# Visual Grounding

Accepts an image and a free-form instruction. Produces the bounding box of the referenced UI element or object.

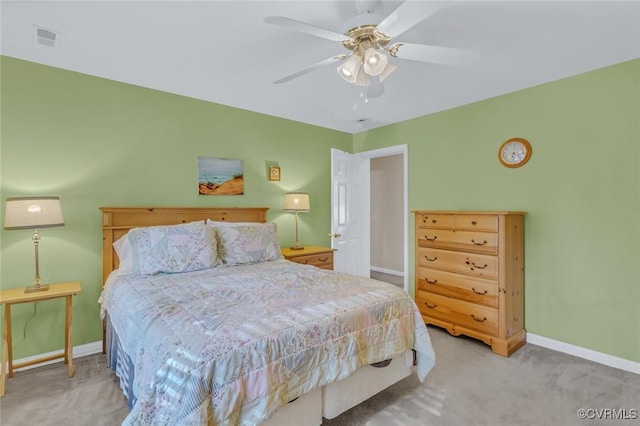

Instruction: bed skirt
[105,314,136,410]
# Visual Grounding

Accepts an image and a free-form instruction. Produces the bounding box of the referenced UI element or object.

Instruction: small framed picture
[269,166,281,181]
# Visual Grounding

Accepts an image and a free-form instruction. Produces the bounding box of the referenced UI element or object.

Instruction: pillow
[213,222,282,266]
[113,234,135,275]
[113,221,219,275]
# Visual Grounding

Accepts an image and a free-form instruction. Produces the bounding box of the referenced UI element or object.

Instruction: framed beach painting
[198,157,244,195]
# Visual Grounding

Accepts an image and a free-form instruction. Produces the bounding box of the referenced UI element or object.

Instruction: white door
[331,145,409,290]
[330,148,369,276]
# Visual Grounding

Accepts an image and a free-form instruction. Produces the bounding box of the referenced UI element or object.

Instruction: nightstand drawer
[281,246,335,270]
[288,252,333,269]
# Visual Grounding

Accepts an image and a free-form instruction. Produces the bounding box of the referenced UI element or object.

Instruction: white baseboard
[527,333,640,375]
[11,341,103,372]
[370,266,404,277]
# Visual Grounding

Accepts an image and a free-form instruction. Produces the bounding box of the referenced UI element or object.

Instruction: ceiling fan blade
[388,43,476,67]
[274,55,348,84]
[265,16,351,42]
[376,1,450,38]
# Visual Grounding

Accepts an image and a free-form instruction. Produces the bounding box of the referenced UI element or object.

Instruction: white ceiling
[2,1,639,134]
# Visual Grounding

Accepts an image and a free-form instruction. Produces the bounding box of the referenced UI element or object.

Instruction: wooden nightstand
[0,281,82,396]
[281,246,336,270]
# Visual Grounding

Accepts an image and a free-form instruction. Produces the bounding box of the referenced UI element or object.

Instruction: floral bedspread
[100,259,435,425]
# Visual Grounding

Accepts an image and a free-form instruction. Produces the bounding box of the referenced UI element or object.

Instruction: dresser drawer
[416,291,498,336]
[452,215,498,232]
[415,213,453,229]
[288,252,333,269]
[416,267,498,308]
[417,247,498,279]
[416,229,498,255]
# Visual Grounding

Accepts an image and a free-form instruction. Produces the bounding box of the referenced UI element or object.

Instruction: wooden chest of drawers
[281,246,335,270]
[414,211,526,356]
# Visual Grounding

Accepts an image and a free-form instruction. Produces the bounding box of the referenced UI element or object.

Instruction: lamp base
[289,246,305,250]
[24,284,50,293]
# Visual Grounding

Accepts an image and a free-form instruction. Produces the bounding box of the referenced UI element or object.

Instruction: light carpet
[1,326,638,425]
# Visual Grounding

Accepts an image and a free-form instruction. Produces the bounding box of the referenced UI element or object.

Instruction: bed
[99,206,435,425]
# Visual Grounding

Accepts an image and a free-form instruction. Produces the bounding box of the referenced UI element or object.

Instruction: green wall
[356,59,640,363]
[0,56,352,359]
[2,56,639,364]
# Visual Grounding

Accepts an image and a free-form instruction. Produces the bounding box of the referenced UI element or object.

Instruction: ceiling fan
[265,1,471,94]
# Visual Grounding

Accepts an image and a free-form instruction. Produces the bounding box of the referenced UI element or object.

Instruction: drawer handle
[472,288,488,295]
[471,220,477,225]
[471,314,487,322]
[425,277,438,285]
[424,302,438,309]
[370,359,392,368]
[425,256,438,262]
[318,257,328,262]
[424,235,437,241]
[471,239,487,246]
[466,261,488,269]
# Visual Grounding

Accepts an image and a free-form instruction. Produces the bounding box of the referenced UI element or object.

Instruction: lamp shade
[363,48,389,76]
[377,62,396,83]
[336,55,363,84]
[4,197,65,230]
[284,193,310,212]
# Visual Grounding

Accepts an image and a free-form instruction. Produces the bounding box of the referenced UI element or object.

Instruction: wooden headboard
[100,206,268,285]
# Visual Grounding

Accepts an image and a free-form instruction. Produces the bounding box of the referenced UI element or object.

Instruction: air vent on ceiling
[35,26,58,47]
[354,118,369,129]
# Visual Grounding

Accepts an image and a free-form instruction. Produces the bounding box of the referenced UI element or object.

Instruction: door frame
[356,144,408,291]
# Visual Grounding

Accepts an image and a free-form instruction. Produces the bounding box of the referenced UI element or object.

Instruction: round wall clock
[498,138,532,168]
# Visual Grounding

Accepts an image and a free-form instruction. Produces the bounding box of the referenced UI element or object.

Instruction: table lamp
[4,196,65,293]
[284,192,310,250]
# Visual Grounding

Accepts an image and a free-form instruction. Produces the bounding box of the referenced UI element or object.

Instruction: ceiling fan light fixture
[363,48,388,76]
[355,69,370,87]
[337,55,363,84]
[377,62,396,83]
[351,62,395,87]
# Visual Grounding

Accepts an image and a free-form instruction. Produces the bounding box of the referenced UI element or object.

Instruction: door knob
[328,233,342,238]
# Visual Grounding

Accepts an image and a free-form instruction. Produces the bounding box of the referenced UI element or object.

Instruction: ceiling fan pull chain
[361,85,369,104]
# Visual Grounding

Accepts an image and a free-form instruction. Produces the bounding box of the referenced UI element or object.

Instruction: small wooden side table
[0,281,82,396]
[281,246,336,270]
